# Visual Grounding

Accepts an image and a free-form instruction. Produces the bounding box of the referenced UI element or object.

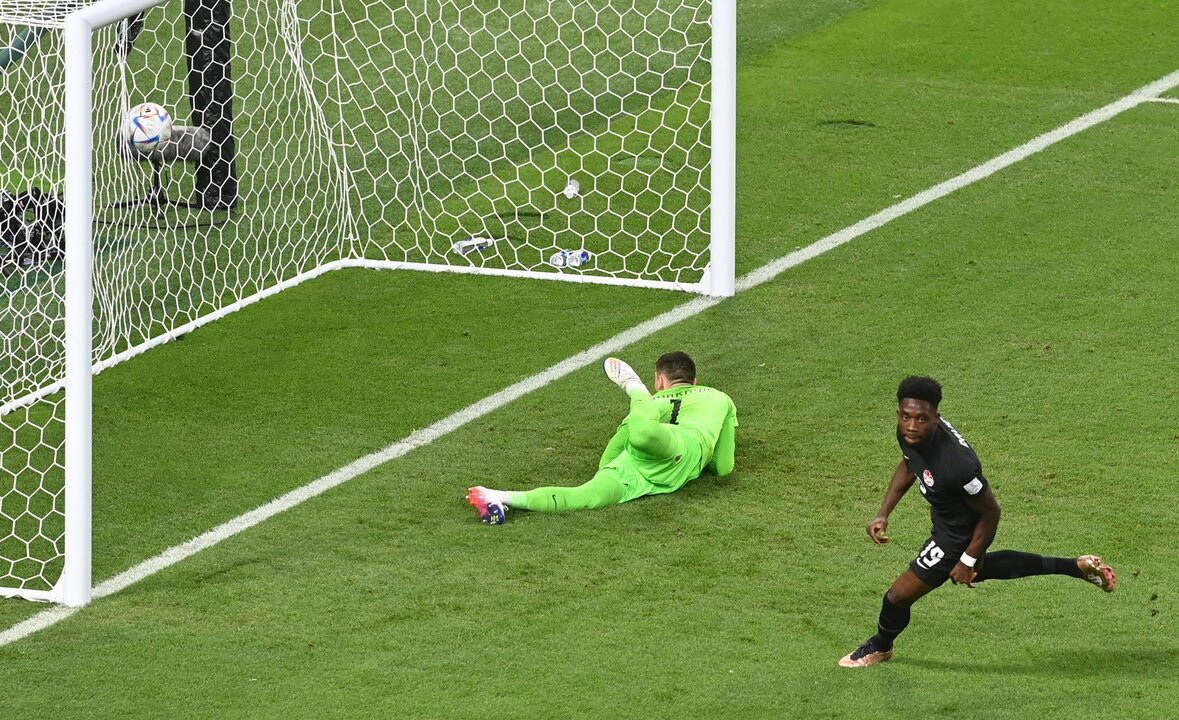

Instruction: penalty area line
[3,67,1178,649]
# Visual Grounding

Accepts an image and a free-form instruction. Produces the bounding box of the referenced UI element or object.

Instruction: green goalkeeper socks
[507,470,627,511]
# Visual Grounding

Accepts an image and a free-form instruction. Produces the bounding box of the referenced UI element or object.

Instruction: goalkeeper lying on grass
[467,351,738,524]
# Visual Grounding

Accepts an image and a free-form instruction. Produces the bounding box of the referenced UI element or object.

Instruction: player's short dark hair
[897,375,942,408]
[655,351,696,384]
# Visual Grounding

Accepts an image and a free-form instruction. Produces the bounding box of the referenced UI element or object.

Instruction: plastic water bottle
[549,249,592,268]
[451,236,496,256]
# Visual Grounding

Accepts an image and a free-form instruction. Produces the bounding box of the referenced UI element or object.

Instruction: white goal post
[0,0,734,606]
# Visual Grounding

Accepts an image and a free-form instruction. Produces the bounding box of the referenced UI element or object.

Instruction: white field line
[3,68,1177,648]
[1142,97,1179,105]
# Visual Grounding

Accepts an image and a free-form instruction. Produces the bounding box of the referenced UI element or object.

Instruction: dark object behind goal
[185,0,238,210]
[1,188,64,271]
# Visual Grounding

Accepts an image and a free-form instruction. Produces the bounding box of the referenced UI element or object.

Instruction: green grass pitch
[2,0,1178,718]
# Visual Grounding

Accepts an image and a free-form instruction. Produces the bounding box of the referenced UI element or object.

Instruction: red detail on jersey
[922,469,935,487]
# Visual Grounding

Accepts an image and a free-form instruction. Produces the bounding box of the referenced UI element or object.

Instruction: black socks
[975,551,1083,581]
[870,594,911,650]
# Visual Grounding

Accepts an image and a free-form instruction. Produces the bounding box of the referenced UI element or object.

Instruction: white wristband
[960,552,977,568]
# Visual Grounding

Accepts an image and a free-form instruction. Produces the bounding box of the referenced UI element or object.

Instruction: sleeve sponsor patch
[963,477,984,495]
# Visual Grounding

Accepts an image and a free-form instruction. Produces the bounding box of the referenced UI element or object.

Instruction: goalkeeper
[467,351,737,524]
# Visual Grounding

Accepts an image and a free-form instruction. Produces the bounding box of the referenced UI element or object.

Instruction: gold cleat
[1077,555,1116,592]
[838,641,893,668]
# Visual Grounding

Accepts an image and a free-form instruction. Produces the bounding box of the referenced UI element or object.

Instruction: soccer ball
[122,102,173,153]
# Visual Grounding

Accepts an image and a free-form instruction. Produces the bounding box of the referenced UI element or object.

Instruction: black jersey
[897,418,990,544]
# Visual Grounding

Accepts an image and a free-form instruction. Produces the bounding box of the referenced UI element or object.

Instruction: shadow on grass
[894,646,1179,678]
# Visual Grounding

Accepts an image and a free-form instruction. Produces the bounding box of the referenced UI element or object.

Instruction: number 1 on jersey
[669,399,682,424]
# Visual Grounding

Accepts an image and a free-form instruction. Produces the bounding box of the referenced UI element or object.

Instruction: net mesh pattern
[0,2,89,29]
[0,0,713,594]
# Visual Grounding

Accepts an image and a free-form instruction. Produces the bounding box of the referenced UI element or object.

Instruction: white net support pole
[58,0,166,607]
[59,8,94,607]
[707,0,735,298]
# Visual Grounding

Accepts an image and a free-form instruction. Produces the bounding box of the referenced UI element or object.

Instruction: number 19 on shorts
[916,539,945,569]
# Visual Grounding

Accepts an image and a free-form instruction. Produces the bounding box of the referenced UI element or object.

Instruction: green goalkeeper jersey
[650,384,738,471]
[593,383,737,499]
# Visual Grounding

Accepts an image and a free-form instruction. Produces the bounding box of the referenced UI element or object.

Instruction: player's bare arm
[867,459,917,544]
[949,487,1001,586]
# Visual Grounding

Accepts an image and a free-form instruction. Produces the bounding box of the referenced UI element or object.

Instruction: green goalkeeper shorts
[605,426,705,502]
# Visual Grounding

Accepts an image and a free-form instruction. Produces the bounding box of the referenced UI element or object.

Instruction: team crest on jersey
[922,469,935,487]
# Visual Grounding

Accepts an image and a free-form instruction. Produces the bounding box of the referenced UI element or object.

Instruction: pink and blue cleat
[467,486,506,525]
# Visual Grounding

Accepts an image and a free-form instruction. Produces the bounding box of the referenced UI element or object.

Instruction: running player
[839,375,1116,668]
[467,351,737,524]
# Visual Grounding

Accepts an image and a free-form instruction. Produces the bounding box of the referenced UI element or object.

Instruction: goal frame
[1,0,735,607]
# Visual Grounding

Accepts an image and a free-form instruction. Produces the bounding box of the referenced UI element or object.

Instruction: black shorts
[908,532,971,588]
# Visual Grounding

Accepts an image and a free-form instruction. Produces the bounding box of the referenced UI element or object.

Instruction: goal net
[0,0,734,604]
